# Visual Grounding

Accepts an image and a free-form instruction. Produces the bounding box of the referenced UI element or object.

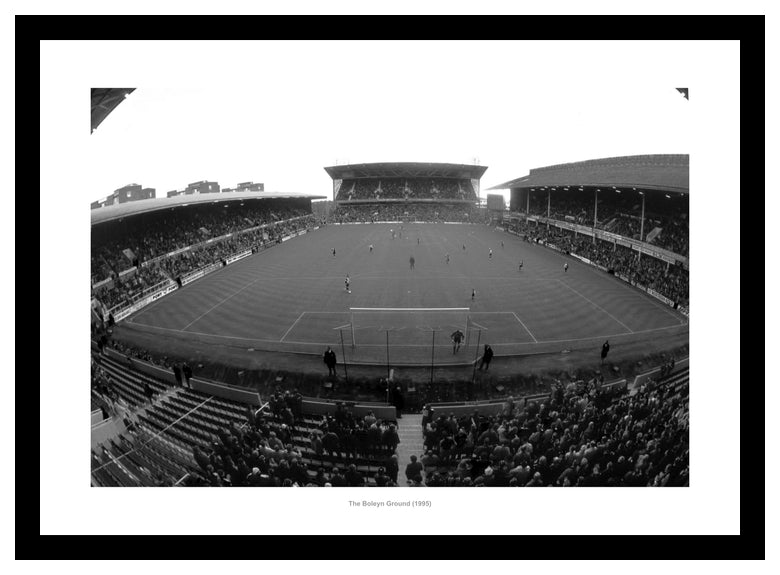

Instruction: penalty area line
[126,319,684,348]
[279,312,306,342]
[511,312,538,343]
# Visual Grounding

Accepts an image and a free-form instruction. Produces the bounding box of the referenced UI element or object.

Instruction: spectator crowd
[91,202,315,311]
[185,396,402,487]
[91,200,312,284]
[524,188,688,256]
[519,223,688,307]
[339,178,477,202]
[94,264,172,309]
[331,203,479,224]
[93,323,688,488]
[413,376,688,487]
[180,371,689,487]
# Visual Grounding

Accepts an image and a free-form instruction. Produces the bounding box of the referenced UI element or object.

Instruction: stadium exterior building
[91,183,156,210]
[489,154,689,269]
[222,181,265,193]
[166,180,222,198]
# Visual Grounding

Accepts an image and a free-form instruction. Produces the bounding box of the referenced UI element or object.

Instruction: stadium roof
[91,191,326,226]
[324,162,488,180]
[91,88,136,133]
[488,155,689,194]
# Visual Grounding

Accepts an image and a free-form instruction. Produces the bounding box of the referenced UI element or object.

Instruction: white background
[16,0,769,568]
[40,37,737,533]
[79,45,691,205]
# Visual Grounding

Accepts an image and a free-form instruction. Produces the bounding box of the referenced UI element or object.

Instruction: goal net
[348,307,482,348]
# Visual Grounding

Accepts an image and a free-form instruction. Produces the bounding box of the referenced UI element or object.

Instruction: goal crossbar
[349,308,470,312]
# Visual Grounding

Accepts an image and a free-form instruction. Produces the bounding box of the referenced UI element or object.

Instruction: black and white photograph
[87,55,691,492]
[33,19,758,548]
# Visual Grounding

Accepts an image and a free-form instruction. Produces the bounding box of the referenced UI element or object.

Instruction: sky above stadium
[84,41,691,204]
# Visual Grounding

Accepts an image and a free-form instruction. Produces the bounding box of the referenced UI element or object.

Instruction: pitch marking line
[470,311,542,317]
[250,276,556,281]
[511,312,539,343]
[540,245,688,325]
[180,276,265,331]
[129,319,683,348]
[555,279,634,333]
[280,312,306,342]
[630,287,688,325]
[303,311,352,314]
[128,282,180,320]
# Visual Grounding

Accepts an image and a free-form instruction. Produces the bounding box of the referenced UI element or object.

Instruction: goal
[347,307,482,348]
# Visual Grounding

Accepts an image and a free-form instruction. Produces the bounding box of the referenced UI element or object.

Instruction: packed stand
[517,224,688,306]
[345,179,380,200]
[459,180,475,199]
[157,215,315,280]
[650,216,689,256]
[521,189,688,256]
[415,376,688,487]
[92,262,171,310]
[380,179,406,199]
[186,395,402,487]
[92,209,315,310]
[106,337,174,370]
[91,199,312,284]
[607,214,643,239]
[91,356,120,418]
[332,203,477,223]
[338,178,478,201]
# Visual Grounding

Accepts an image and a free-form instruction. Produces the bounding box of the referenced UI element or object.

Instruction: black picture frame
[22,13,763,560]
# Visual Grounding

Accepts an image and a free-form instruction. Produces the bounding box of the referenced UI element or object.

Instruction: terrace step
[393,414,424,487]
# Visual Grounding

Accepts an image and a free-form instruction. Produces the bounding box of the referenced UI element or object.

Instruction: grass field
[122,223,688,366]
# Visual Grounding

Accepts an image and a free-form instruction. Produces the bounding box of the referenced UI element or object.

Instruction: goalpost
[348,307,481,348]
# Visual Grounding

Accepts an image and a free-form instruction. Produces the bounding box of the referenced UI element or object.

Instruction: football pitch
[122,223,688,366]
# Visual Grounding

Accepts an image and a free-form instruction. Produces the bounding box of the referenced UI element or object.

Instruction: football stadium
[90,97,689,489]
